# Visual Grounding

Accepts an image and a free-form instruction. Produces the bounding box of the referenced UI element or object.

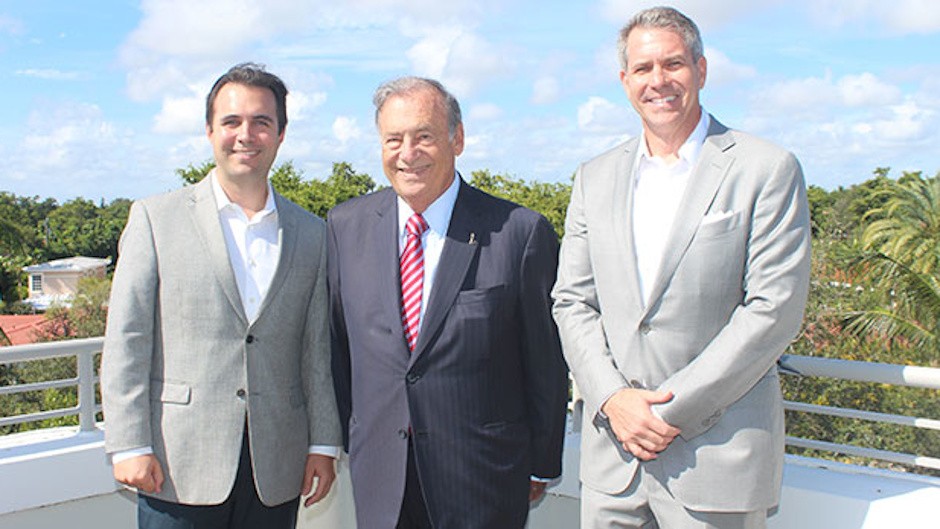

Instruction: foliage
[862,171,940,274]
[468,170,571,239]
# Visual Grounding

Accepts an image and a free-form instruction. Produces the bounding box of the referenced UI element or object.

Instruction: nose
[235,121,254,143]
[650,65,667,87]
[400,137,420,163]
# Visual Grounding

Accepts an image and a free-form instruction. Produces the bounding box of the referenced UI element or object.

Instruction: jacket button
[246,335,255,344]
[639,324,651,335]
[236,389,246,398]
[406,373,421,384]
[398,428,410,439]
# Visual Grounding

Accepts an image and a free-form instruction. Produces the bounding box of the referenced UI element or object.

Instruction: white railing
[777,354,940,472]
[2,338,939,475]
[0,337,103,433]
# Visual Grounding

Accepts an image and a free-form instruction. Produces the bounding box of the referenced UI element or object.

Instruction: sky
[1,0,939,202]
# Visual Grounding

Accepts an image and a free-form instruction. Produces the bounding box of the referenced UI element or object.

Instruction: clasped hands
[601,388,681,461]
[112,453,336,507]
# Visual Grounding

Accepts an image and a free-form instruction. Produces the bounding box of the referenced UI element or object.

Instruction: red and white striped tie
[401,213,429,352]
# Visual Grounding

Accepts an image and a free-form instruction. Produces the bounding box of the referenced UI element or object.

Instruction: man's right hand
[602,388,681,461]
[113,454,165,493]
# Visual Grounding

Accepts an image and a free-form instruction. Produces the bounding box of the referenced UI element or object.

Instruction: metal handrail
[0,337,104,432]
[778,353,940,471]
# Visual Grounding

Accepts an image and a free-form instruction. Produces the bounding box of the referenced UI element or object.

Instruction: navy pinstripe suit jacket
[329,179,568,528]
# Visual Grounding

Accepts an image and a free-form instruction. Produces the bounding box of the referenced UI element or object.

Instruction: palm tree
[862,173,940,275]
[845,252,940,359]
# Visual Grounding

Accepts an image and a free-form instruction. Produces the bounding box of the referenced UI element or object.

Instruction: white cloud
[153,92,205,135]
[332,116,362,142]
[597,0,784,31]
[532,76,561,105]
[287,90,328,123]
[874,100,936,142]
[467,103,504,122]
[703,47,756,87]
[755,72,903,115]
[14,69,80,81]
[808,0,940,35]
[577,96,636,135]
[439,32,515,97]
[837,73,902,107]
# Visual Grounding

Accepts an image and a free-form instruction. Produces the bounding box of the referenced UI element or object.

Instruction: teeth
[651,96,677,104]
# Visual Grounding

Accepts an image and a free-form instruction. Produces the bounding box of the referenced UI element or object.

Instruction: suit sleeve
[519,215,569,480]
[552,166,630,420]
[301,223,342,446]
[327,212,352,452]
[101,201,158,454]
[655,152,811,440]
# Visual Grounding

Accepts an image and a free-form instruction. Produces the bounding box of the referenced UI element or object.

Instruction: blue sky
[1,0,939,201]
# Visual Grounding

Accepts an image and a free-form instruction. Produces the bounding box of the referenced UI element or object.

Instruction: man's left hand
[529,480,548,501]
[302,454,336,507]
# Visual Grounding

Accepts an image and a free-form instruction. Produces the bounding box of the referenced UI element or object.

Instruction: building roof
[22,256,111,273]
[0,314,50,346]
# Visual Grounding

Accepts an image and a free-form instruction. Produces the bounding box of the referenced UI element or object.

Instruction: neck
[216,172,269,218]
[644,108,702,160]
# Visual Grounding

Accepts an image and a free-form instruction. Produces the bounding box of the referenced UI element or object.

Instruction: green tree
[176,159,215,185]
[468,170,571,239]
[862,172,940,275]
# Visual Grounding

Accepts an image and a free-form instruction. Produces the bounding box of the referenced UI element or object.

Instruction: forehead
[212,83,277,118]
[626,27,690,62]
[378,89,446,132]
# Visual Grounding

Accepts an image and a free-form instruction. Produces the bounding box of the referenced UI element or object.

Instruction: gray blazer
[552,117,811,511]
[102,177,340,506]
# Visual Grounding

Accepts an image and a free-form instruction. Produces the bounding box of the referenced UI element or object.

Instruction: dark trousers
[138,433,299,529]
[396,440,433,529]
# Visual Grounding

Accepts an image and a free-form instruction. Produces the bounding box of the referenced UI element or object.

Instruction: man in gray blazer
[102,63,341,528]
[552,7,811,528]
[329,77,568,528]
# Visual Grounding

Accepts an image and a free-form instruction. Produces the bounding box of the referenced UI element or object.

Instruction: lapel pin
[468,232,476,245]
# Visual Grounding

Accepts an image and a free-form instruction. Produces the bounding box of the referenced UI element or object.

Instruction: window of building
[31,274,42,294]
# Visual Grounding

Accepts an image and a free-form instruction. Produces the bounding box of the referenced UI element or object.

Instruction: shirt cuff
[111,446,154,464]
[531,475,553,483]
[308,445,340,458]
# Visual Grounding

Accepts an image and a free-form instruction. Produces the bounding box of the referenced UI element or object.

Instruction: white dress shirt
[632,110,710,306]
[113,171,337,464]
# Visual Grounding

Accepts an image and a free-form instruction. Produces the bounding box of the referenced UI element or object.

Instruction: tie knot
[406,214,429,238]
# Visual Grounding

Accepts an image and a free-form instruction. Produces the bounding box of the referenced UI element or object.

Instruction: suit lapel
[254,192,297,320]
[411,181,478,364]
[188,177,248,325]
[615,140,645,313]
[375,191,412,353]
[642,118,735,316]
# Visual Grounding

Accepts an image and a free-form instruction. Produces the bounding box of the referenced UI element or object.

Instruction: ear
[619,70,630,94]
[452,122,465,157]
[697,56,707,89]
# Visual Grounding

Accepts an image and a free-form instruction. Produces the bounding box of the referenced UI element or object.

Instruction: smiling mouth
[648,95,678,105]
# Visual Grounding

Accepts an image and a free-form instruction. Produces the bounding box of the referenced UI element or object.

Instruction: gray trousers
[581,462,767,529]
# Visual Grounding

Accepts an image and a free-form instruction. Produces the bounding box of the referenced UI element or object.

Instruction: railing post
[76,350,96,432]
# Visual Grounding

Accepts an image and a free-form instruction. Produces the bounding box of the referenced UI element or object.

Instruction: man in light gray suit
[552,7,811,528]
[102,63,341,528]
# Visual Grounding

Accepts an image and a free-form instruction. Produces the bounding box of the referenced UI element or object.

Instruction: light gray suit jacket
[552,117,811,511]
[102,176,340,506]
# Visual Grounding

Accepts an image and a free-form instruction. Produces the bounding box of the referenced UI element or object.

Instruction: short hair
[205,62,288,134]
[617,6,704,72]
[373,76,462,140]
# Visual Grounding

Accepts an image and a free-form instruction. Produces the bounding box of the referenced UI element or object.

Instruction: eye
[418,133,434,144]
[385,137,402,148]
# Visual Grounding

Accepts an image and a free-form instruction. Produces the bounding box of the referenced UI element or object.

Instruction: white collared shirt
[211,171,279,323]
[632,110,710,306]
[396,173,461,330]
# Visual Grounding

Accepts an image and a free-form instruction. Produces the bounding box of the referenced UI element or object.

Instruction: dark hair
[618,6,703,71]
[205,62,288,134]
[373,76,462,140]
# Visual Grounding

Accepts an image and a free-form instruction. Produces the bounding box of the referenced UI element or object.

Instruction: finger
[152,461,164,493]
[625,441,657,461]
[301,467,314,497]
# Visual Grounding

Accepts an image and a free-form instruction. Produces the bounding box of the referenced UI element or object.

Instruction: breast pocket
[697,211,743,240]
[454,284,508,306]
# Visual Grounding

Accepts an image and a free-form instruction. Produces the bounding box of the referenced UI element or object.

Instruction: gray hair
[617,6,703,72]
[373,76,462,140]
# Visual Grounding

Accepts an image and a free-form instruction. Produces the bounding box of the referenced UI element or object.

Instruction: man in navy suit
[328,76,568,528]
